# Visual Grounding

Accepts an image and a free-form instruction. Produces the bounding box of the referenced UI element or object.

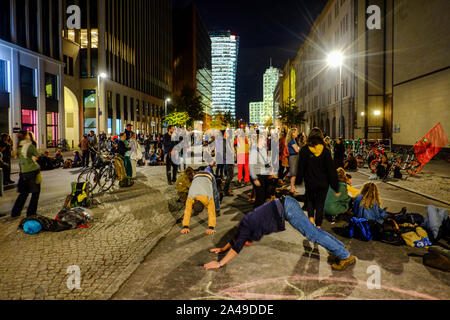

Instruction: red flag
[414,122,448,166]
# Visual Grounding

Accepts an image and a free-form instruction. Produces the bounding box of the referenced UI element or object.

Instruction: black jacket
[116,140,130,157]
[163,133,177,155]
[334,142,345,159]
[296,144,339,192]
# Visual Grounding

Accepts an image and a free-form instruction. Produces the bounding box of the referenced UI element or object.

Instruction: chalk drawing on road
[191,276,443,300]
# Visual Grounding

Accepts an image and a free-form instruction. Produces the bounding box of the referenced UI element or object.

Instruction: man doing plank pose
[204,196,356,270]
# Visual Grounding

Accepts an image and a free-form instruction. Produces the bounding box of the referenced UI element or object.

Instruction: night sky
[173,0,328,122]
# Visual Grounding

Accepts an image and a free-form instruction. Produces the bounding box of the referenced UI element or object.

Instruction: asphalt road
[113,171,450,300]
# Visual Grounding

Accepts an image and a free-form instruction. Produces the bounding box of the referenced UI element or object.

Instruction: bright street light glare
[99,72,107,78]
[327,51,343,67]
[374,110,381,116]
[166,98,171,102]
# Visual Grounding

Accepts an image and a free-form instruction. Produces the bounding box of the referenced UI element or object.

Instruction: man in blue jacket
[204,196,356,271]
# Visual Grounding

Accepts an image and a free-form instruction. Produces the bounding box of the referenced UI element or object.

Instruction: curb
[357,169,450,206]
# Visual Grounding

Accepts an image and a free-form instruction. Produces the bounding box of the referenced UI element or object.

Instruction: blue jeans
[283,196,350,260]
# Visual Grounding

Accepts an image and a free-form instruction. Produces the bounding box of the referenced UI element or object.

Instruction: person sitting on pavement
[72,151,82,168]
[376,155,390,179]
[37,151,54,171]
[53,150,64,168]
[204,196,356,271]
[324,168,353,224]
[345,173,360,198]
[353,182,387,224]
[175,167,195,203]
[181,170,221,235]
[344,152,358,171]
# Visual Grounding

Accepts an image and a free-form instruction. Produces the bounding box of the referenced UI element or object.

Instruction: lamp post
[97,72,107,152]
[327,51,344,138]
[164,98,171,133]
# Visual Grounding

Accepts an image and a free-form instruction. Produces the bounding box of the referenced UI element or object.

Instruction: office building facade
[249,101,264,125]
[173,3,212,119]
[210,30,239,117]
[62,0,172,147]
[263,65,279,125]
[0,0,64,150]
[278,0,449,146]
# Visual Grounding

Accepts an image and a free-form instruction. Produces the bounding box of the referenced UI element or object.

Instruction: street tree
[172,85,204,126]
[278,102,306,127]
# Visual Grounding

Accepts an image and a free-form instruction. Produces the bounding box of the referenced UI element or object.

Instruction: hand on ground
[205,229,215,235]
[209,248,222,254]
[181,228,190,234]
[204,261,221,269]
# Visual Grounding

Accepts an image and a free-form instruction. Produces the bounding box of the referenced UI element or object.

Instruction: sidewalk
[0,165,185,300]
[358,159,450,205]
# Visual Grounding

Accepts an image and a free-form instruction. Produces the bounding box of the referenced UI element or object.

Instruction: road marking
[380,197,429,207]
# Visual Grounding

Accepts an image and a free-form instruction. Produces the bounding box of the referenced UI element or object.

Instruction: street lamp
[97,72,107,151]
[327,51,344,138]
[164,98,171,133]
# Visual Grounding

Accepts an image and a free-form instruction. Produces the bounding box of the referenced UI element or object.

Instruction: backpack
[347,217,373,241]
[19,215,72,233]
[392,212,425,226]
[119,177,134,188]
[114,157,127,182]
[56,207,91,228]
[379,218,405,246]
[64,182,92,208]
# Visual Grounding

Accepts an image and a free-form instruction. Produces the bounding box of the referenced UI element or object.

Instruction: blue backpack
[23,220,43,235]
[348,217,373,241]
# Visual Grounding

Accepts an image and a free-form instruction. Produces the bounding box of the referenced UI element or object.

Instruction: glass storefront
[22,109,38,143]
[46,112,58,147]
[83,89,97,134]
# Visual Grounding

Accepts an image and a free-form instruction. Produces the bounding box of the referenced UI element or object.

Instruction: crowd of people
[3,124,448,273]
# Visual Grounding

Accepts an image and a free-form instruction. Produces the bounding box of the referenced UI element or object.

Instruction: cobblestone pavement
[0,166,184,300]
[358,159,450,205]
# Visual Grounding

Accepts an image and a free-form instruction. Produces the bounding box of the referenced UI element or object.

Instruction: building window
[80,49,88,78]
[83,89,97,134]
[45,73,57,100]
[80,29,88,49]
[116,93,122,135]
[22,109,38,140]
[130,98,134,122]
[46,112,58,148]
[91,29,99,48]
[107,91,113,134]
[20,66,36,97]
[124,96,128,122]
[0,60,8,93]
[69,57,74,76]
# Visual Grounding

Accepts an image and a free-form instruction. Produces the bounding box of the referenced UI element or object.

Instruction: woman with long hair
[297,127,340,228]
[353,182,387,224]
[286,128,300,195]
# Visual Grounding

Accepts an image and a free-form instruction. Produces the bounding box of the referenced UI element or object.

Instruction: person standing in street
[222,129,235,197]
[163,125,178,185]
[235,131,250,186]
[125,124,133,141]
[129,133,143,179]
[117,133,132,178]
[11,130,42,218]
[333,138,345,169]
[0,134,14,185]
[297,128,340,229]
[88,130,98,166]
[286,128,300,195]
[79,134,90,167]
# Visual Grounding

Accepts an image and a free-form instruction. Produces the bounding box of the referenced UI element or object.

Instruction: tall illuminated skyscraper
[210,31,239,117]
[263,65,280,124]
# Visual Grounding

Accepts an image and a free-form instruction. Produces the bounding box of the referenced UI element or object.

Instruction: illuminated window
[80,29,88,48]
[91,29,98,48]
[68,29,76,42]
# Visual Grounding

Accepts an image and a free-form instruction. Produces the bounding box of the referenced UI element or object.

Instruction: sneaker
[332,255,356,271]
[331,216,337,225]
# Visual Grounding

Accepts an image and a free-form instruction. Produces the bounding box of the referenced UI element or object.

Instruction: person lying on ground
[324,168,353,223]
[204,196,356,271]
[181,170,221,235]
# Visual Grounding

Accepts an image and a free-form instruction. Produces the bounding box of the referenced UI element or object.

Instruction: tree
[164,112,191,127]
[223,110,236,128]
[210,111,226,129]
[172,85,204,126]
[278,102,306,127]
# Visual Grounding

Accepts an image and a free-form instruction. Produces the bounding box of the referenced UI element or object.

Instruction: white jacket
[129,139,143,161]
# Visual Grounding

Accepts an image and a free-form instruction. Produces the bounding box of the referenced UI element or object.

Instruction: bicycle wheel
[369,158,380,173]
[98,165,116,192]
[78,168,100,191]
[407,160,422,176]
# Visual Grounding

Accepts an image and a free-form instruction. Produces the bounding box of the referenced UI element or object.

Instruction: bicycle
[57,138,69,152]
[77,148,119,193]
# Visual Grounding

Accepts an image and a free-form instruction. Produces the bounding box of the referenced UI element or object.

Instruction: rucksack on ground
[347,217,373,241]
[56,207,91,228]
[63,182,92,208]
[114,157,127,181]
[19,215,72,233]
[63,159,73,169]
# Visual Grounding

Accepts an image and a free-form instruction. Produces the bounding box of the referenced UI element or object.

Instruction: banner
[414,122,448,166]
